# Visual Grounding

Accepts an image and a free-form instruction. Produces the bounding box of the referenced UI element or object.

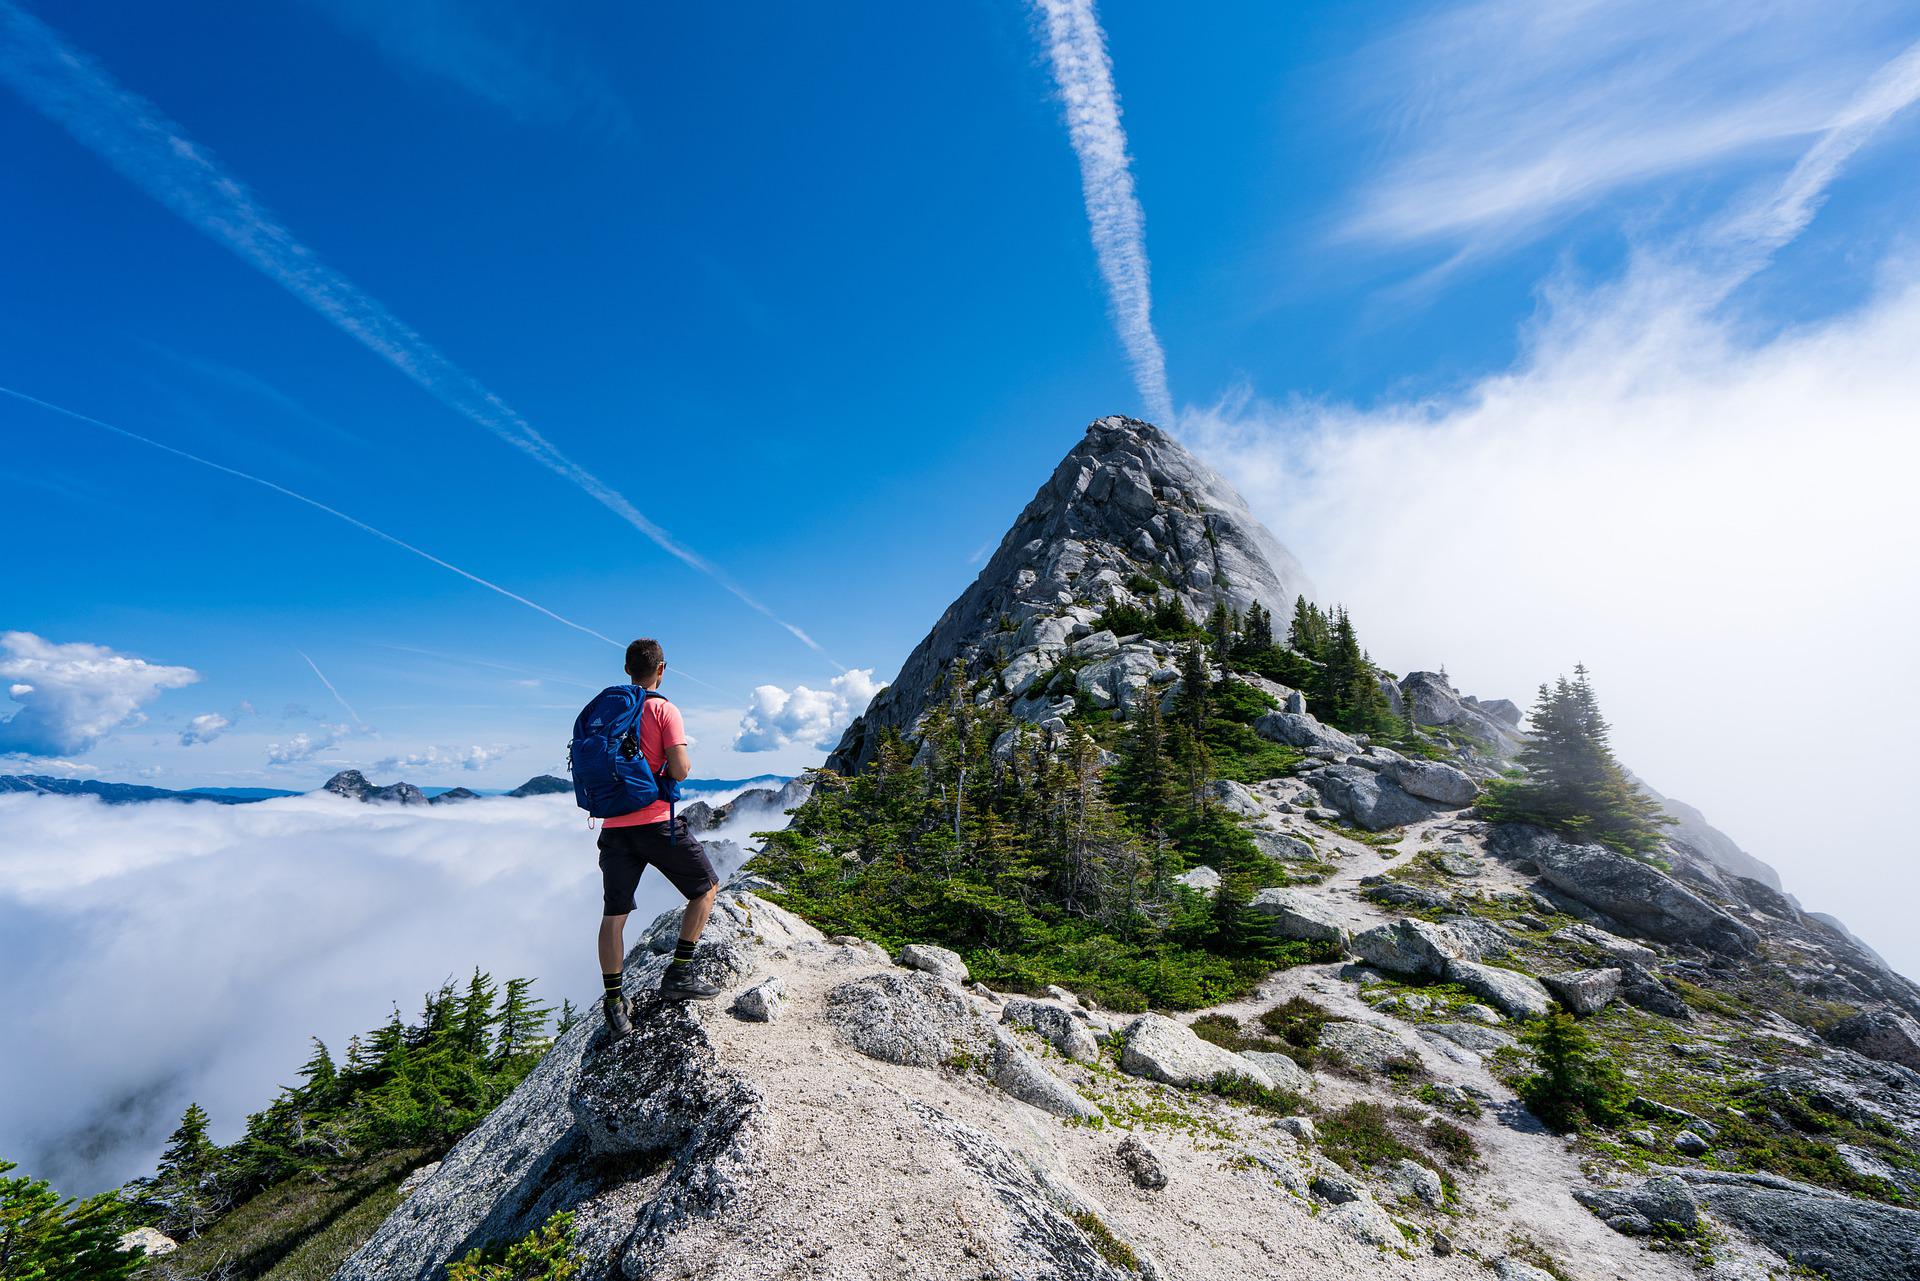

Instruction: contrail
[1722,37,1920,266]
[0,385,620,648]
[1031,0,1174,425]
[376,642,731,696]
[297,650,366,729]
[0,1,839,671]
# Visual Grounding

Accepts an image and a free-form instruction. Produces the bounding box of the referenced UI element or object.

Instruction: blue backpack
[569,685,680,819]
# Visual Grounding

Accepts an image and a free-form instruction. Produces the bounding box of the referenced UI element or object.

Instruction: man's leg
[656,821,723,1000]
[598,912,629,975]
[597,830,643,1036]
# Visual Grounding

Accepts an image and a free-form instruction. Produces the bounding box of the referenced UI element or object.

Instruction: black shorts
[597,819,717,916]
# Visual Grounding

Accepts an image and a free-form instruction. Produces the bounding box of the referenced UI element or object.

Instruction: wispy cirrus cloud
[304,0,628,131]
[1030,0,1172,425]
[1343,0,1920,254]
[0,386,621,649]
[0,2,834,669]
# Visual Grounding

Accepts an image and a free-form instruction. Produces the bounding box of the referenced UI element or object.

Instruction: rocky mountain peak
[829,415,1312,771]
[320,769,426,805]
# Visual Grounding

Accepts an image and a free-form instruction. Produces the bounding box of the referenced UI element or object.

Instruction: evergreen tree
[1518,1013,1628,1132]
[1243,602,1273,650]
[0,1162,137,1281]
[1481,666,1670,854]
[495,979,552,1068]
[1286,596,1329,658]
[1172,642,1213,735]
[1208,872,1281,960]
[1150,593,1190,637]
[1205,602,1235,654]
[454,969,500,1060]
[554,1000,580,1037]
[146,1103,223,1237]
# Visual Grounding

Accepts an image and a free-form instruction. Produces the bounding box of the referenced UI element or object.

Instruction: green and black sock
[603,972,623,1001]
[668,938,698,968]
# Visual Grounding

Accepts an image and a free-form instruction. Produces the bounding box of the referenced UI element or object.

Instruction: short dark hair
[624,638,665,681]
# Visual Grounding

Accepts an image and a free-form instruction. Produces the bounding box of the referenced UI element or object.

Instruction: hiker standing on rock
[570,638,722,1037]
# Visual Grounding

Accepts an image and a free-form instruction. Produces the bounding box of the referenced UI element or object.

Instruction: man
[598,637,722,1035]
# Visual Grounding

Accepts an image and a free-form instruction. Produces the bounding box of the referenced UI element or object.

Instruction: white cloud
[1182,180,1920,985]
[732,669,883,753]
[0,791,760,1194]
[1343,0,1920,251]
[264,723,350,766]
[373,743,515,775]
[1030,0,1173,425]
[0,632,198,758]
[178,713,231,747]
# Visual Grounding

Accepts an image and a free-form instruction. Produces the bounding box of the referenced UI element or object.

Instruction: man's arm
[663,742,692,781]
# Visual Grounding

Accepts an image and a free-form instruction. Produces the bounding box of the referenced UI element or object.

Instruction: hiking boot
[658,964,722,1001]
[602,993,634,1037]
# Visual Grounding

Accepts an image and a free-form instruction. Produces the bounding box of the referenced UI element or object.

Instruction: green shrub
[1202,1073,1304,1116]
[1068,1208,1139,1271]
[447,1210,580,1281]
[1519,1014,1629,1132]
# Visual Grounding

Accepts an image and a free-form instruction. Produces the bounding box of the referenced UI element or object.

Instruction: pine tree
[1150,593,1190,637]
[1206,601,1235,654]
[554,999,580,1037]
[495,979,552,1067]
[1286,596,1328,658]
[0,1162,137,1281]
[1482,666,1671,854]
[1244,602,1274,650]
[454,969,500,1060]
[148,1103,223,1237]
[1172,642,1213,735]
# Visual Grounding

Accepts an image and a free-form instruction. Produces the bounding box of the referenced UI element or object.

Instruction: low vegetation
[446,1210,581,1281]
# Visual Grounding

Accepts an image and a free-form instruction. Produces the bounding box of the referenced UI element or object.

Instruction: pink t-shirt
[602,695,686,827]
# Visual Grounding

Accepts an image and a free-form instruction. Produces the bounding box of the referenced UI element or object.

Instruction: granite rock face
[1490,825,1759,954]
[829,417,1312,772]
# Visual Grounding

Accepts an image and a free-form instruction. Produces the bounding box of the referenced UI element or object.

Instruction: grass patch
[149,1147,427,1281]
[1202,1073,1305,1116]
[1319,1102,1477,1175]
[1069,1208,1140,1272]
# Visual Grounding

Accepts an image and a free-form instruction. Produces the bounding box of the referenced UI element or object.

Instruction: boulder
[1308,764,1443,831]
[1204,778,1266,817]
[1381,1158,1445,1209]
[1437,914,1514,959]
[1677,1169,1920,1281]
[1249,830,1318,863]
[1541,968,1623,1016]
[1351,919,1471,979]
[730,977,787,1022]
[1076,649,1175,712]
[1117,1135,1168,1190]
[1174,865,1222,896]
[1277,1115,1316,1143]
[1000,647,1058,697]
[1362,882,1453,911]
[1317,1020,1423,1074]
[1491,826,1758,955]
[1322,1199,1402,1247]
[1399,671,1524,757]
[1417,1022,1517,1057]
[1492,1258,1556,1281]
[1443,960,1554,1019]
[1069,629,1119,659]
[1253,711,1359,756]
[1385,759,1478,807]
[988,1033,1100,1119]
[1239,1050,1314,1096]
[1550,922,1658,967]
[1119,1013,1274,1090]
[827,934,891,965]
[117,1227,177,1258]
[1310,1161,1367,1205]
[826,971,996,1068]
[1001,998,1100,1063]
[898,943,970,984]
[1827,1010,1920,1072]
[1249,887,1350,946]
[1674,1130,1711,1156]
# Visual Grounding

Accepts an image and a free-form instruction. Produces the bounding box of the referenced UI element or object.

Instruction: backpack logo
[568,686,680,819]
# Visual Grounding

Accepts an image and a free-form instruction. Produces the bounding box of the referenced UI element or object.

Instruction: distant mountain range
[0,775,301,804]
[0,770,794,808]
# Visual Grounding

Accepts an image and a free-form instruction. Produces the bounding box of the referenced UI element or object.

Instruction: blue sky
[4,0,1919,813]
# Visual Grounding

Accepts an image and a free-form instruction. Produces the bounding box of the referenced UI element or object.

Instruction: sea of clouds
[0,787,781,1196]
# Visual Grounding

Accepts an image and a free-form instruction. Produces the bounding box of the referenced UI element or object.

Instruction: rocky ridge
[332,417,1920,1281]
